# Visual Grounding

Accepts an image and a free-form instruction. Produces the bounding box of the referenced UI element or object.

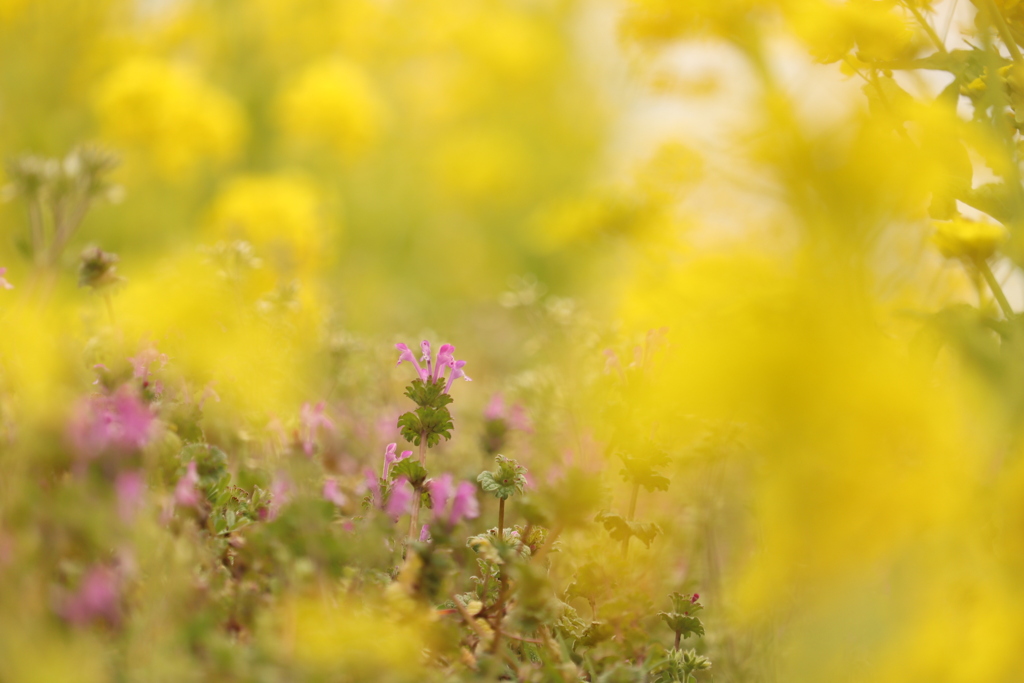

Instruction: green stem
[623,481,640,558]
[905,2,948,54]
[49,195,91,266]
[497,497,505,541]
[977,257,1015,318]
[407,437,428,545]
[492,497,509,654]
[983,0,1024,64]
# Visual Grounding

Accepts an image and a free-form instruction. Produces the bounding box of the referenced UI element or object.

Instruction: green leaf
[619,448,671,492]
[595,511,662,546]
[391,458,429,488]
[403,377,454,409]
[397,405,453,448]
[477,454,528,499]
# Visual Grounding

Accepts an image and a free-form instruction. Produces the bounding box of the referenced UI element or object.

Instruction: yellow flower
[205,173,330,277]
[931,217,1007,261]
[93,57,246,178]
[275,59,387,159]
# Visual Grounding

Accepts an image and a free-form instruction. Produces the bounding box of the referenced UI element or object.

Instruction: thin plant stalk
[623,480,640,558]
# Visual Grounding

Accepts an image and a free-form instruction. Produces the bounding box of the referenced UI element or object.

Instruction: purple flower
[61,566,120,626]
[300,401,336,455]
[69,388,155,460]
[433,343,455,381]
[449,481,480,525]
[395,340,469,392]
[385,477,414,518]
[382,442,412,479]
[427,475,479,527]
[395,343,428,380]
[174,461,201,508]
[323,478,347,507]
[443,359,472,393]
[420,340,433,377]
[428,473,455,514]
[0,267,12,290]
[419,524,432,542]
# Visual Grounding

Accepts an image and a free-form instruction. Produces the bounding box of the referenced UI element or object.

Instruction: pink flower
[433,343,455,381]
[396,340,469,391]
[0,267,12,290]
[484,393,532,432]
[449,481,480,525]
[115,470,145,522]
[443,359,472,393]
[421,340,433,377]
[174,461,201,508]
[266,476,292,521]
[323,478,347,507]
[385,477,414,518]
[427,475,479,527]
[61,566,120,626]
[395,343,428,380]
[68,388,155,460]
[484,394,505,421]
[300,402,335,456]
[382,442,412,479]
[419,524,432,542]
[691,593,700,603]
[428,473,455,514]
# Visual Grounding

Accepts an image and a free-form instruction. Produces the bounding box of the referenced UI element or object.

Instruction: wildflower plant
[10,0,1024,680]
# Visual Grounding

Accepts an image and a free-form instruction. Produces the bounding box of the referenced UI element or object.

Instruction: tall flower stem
[623,481,640,559]
[497,498,505,540]
[492,497,509,653]
[407,436,428,544]
[976,257,1015,319]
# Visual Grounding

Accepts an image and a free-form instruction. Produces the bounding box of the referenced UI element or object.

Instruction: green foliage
[477,454,528,500]
[397,406,454,447]
[390,457,429,488]
[618,449,670,492]
[595,511,662,547]
[404,377,454,409]
[181,443,229,490]
[650,647,712,683]
[397,378,456,447]
[659,593,706,642]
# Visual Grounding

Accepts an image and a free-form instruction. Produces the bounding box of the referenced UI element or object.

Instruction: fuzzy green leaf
[477,454,528,499]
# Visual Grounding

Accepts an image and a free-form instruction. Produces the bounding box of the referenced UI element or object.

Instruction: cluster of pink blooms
[427,473,479,526]
[363,442,479,533]
[395,340,471,392]
[364,443,413,515]
[68,388,155,459]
